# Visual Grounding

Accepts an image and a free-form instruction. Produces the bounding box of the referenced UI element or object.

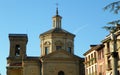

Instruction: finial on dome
[52,3,62,29]
[56,3,59,15]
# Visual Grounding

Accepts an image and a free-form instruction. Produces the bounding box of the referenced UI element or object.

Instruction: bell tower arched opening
[15,45,21,56]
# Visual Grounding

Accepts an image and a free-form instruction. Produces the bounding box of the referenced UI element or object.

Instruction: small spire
[56,3,58,15]
[52,3,62,29]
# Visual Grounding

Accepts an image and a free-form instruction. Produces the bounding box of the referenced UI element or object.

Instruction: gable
[41,50,81,60]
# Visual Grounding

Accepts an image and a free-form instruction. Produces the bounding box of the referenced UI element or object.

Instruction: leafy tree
[103,1,120,31]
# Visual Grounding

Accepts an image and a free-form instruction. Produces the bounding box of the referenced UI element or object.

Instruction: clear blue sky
[0,0,119,75]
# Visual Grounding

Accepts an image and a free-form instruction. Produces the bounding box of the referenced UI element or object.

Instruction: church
[6,8,85,75]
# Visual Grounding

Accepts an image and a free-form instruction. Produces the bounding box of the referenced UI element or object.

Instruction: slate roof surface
[40,28,75,37]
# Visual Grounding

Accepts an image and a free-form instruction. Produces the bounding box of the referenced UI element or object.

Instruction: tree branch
[104,1,120,14]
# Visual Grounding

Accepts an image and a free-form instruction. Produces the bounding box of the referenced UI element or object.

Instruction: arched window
[58,71,64,75]
[55,40,63,50]
[15,45,20,56]
[45,47,49,55]
[44,41,50,55]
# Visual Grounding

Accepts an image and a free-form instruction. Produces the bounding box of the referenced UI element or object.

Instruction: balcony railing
[84,58,97,67]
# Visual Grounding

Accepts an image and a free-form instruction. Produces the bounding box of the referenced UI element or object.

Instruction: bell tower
[7,34,28,75]
[8,34,28,58]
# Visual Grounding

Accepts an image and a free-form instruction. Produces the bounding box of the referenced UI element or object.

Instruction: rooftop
[40,28,75,37]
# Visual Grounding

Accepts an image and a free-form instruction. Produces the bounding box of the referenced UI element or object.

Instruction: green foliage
[103,0,120,32]
[104,1,120,14]
[103,1,120,31]
[103,25,116,32]
[103,23,120,33]
[108,20,120,25]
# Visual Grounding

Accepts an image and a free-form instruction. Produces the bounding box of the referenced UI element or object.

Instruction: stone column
[111,33,118,75]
